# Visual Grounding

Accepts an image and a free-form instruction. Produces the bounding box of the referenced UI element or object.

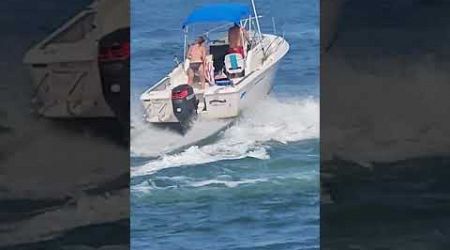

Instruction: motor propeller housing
[171,84,198,132]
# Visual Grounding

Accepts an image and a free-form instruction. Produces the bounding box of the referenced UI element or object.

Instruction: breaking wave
[131,96,319,177]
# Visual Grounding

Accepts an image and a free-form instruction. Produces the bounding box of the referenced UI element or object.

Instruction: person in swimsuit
[227,23,249,58]
[187,36,207,89]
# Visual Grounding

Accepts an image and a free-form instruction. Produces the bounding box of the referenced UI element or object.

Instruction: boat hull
[140,34,289,129]
[239,62,279,110]
[23,0,129,118]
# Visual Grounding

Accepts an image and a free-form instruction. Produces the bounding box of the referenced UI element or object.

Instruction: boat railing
[203,15,263,40]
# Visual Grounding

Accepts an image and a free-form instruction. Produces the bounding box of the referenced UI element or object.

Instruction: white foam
[130,117,232,158]
[131,96,319,177]
[189,178,268,188]
[131,169,319,194]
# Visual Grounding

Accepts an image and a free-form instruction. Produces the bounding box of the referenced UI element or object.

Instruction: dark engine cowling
[171,84,198,130]
[98,27,130,137]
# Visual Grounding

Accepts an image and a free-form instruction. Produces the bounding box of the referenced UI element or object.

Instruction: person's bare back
[228,25,243,49]
[227,24,249,58]
[187,36,207,88]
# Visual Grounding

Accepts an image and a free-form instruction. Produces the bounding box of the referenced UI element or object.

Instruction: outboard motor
[171,84,198,131]
[98,27,130,137]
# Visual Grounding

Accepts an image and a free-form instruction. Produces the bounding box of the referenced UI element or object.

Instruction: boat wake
[131,96,319,177]
[132,168,317,194]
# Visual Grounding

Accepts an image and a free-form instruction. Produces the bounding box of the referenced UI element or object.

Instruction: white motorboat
[23,0,129,125]
[140,1,289,133]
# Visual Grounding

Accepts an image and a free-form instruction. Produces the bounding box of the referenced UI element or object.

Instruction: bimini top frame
[181,1,263,60]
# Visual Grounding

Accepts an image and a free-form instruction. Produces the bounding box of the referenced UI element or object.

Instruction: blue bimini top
[182,3,250,28]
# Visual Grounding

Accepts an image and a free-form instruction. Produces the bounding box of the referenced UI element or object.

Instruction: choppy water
[131,0,319,249]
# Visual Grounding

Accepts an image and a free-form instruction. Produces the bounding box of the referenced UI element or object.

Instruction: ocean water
[131,0,319,249]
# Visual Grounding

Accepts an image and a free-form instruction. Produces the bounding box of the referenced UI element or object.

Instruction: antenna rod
[183,27,188,61]
[251,0,263,41]
[272,17,277,34]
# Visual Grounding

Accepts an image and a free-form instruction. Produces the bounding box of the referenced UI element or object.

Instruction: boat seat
[224,53,245,76]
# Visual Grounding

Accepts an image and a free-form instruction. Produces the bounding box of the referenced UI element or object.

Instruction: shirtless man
[227,23,249,58]
[187,36,207,89]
